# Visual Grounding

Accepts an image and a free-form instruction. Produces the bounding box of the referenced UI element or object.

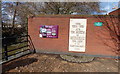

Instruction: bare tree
[39,2,101,15]
[2,2,101,35]
[2,2,39,36]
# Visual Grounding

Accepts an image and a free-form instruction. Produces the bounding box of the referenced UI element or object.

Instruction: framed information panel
[39,25,58,38]
[69,19,87,52]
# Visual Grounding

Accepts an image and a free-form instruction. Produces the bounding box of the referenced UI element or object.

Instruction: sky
[100,0,120,2]
[99,2,119,14]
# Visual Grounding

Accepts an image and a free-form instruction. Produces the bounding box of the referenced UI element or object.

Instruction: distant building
[109,8,120,15]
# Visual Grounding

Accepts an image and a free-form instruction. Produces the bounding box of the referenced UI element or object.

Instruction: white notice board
[69,19,87,52]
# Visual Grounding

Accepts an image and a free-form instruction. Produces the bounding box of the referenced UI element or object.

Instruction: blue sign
[94,22,103,26]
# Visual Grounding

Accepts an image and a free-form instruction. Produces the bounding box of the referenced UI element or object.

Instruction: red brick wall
[28,15,117,56]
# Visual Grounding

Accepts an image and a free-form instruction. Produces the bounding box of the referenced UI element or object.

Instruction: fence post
[3,37,8,60]
[4,44,8,60]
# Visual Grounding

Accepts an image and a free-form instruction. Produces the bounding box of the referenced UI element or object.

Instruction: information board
[69,19,87,52]
[39,25,58,38]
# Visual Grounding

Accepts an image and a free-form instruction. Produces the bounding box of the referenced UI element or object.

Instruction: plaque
[69,19,87,52]
[94,22,103,26]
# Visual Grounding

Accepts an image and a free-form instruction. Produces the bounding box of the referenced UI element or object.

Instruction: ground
[2,53,119,72]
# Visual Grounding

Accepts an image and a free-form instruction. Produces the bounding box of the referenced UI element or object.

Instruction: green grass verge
[2,42,28,60]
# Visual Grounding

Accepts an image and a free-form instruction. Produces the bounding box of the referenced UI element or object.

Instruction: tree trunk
[11,2,19,34]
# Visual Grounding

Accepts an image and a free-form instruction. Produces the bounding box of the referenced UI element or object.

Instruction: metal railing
[1,35,36,63]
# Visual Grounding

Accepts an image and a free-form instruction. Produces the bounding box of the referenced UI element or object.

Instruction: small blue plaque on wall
[94,22,103,26]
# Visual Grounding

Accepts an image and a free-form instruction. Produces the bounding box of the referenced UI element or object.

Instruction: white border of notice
[69,19,87,52]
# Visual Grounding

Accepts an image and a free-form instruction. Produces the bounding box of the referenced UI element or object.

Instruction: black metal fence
[1,35,36,63]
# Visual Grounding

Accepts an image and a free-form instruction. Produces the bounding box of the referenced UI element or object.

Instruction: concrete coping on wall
[28,15,119,18]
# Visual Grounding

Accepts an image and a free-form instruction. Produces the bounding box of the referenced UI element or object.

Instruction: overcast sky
[100,2,119,14]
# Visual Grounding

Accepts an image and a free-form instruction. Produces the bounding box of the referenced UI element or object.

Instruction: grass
[2,42,28,60]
